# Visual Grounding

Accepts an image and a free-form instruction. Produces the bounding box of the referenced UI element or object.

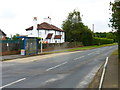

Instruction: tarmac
[1,48,119,89]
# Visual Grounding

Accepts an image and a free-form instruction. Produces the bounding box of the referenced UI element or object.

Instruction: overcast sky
[0,0,114,37]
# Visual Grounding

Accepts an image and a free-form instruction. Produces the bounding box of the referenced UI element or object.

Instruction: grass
[41,43,118,53]
[112,50,118,55]
[65,43,118,52]
[27,43,117,55]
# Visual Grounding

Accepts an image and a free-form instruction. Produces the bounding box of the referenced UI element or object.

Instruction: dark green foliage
[62,9,93,46]
[93,37,114,45]
[81,28,93,46]
[110,1,120,59]
[95,32,107,38]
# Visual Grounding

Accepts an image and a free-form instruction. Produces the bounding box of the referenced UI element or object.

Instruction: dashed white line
[74,56,85,60]
[0,78,26,89]
[46,61,68,71]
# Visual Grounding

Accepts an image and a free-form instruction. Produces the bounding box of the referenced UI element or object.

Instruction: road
[1,45,117,89]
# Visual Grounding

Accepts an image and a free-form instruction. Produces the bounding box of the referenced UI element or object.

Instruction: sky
[0,0,114,37]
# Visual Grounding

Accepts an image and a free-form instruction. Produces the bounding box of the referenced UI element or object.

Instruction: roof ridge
[26,22,64,32]
[0,29,6,36]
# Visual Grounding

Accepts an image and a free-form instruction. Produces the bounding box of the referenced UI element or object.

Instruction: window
[55,40,57,43]
[39,32,42,35]
[59,32,61,35]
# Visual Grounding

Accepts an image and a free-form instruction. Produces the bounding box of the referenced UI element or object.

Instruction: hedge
[93,37,114,45]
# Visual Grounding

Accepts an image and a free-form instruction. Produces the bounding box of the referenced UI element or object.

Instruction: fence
[0,40,83,55]
[0,40,24,55]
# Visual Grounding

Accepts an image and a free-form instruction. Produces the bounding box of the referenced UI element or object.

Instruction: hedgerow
[93,37,114,45]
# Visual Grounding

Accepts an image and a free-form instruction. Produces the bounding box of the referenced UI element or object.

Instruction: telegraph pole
[92,24,94,33]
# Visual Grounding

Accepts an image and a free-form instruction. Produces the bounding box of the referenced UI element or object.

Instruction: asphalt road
[1,45,118,89]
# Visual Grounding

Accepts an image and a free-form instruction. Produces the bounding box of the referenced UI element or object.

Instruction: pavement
[1,48,75,61]
[102,55,119,88]
[1,45,118,89]
[88,50,119,89]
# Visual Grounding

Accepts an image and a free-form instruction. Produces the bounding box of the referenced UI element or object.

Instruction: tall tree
[110,1,120,59]
[62,10,93,45]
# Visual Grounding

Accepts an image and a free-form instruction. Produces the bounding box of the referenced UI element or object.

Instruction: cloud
[0,9,16,19]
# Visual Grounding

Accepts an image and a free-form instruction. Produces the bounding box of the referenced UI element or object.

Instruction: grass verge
[112,50,118,55]
[65,43,118,52]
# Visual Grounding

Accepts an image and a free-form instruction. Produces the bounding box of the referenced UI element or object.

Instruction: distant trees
[62,10,93,46]
[95,32,117,42]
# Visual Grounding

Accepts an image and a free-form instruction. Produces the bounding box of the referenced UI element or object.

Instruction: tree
[11,34,20,40]
[110,1,120,59]
[106,32,117,42]
[95,32,107,38]
[81,26,93,46]
[62,10,93,46]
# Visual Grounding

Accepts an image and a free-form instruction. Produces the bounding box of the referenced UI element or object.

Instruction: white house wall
[27,30,38,37]
[26,30,32,37]
[26,29,65,43]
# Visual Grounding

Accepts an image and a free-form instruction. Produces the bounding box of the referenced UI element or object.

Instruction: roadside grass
[112,50,118,55]
[41,43,118,54]
[65,43,118,52]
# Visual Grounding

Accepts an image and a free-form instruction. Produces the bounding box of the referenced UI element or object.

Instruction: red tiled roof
[26,22,64,32]
[46,33,53,39]
[54,35,62,39]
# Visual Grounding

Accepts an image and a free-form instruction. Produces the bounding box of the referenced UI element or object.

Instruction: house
[0,29,6,40]
[25,17,65,43]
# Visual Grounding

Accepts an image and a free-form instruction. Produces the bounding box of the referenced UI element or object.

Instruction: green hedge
[93,37,114,45]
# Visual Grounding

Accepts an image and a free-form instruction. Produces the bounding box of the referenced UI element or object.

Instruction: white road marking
[41,74,68,86]
[74,56,85,60]
[45,75,66,83]
[0,78,26,89]
[88,52,94,55]
[46,61,68,71]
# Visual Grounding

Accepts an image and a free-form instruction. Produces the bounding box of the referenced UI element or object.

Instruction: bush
[93,37,114,45]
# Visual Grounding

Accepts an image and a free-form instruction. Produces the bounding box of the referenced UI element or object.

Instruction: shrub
[93,37,114,45]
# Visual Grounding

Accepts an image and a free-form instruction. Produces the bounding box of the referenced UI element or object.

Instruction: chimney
[33,17,37,30]
[43,16,51,24]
